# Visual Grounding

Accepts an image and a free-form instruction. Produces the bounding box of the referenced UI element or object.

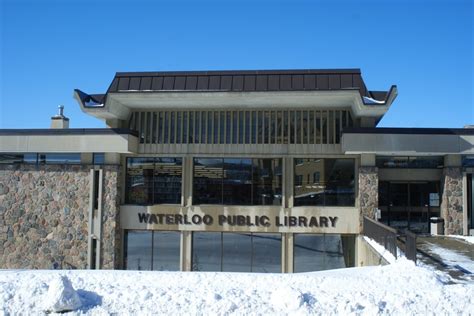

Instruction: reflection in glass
[376,156,444,169]
[193,158,224,204]
[192,232,281,272]
[223,233,252,272]
[294,234,346,272]
[152,231,180,271]
[252,234,281,273]
[124,231,152,271]
[193,158,282,205]
[192,232,222,271]
[126,157,182,205]
[223,159,252,205]
[294,158,355,206]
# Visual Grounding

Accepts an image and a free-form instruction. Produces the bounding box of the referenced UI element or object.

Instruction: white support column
[180,231,193,271]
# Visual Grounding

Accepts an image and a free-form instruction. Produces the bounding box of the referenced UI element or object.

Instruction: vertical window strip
[195,111,200,144]
[201,111,206,144]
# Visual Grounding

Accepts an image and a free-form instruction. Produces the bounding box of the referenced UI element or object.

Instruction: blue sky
[1,0,472,129]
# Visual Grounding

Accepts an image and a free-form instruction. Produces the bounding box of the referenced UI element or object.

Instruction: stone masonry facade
[0,164,120,269]
[358,166,379,230]
[441,167,464,235]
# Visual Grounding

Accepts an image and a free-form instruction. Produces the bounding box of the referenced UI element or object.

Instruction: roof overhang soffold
[74,86,397,121]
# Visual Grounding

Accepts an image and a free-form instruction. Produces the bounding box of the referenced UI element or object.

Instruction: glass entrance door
[379,182,440,233]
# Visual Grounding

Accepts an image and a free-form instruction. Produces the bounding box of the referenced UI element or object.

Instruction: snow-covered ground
[1,259,473,315]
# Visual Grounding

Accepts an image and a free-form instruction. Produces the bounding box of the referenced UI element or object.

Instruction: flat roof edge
[0,128,138,137]
[343,127,474,135]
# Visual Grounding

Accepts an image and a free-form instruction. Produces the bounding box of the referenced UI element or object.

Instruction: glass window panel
[262,111,268,144]
[126,157,155,204]
[194,111,200,144]
[276,111,283,144]
[232,111,238,144]
[238,111,244,144]
[192,232,222,271]
[251,111,257,144]
[290,111,295,143]
[220,111,226,144]
[0,153,24,164]
[244,111,250,144]
[176,112,182,143]
[152,231,180,271]
[258,111,264,144]
[201,111,206,144]
[188,112,194,143]
[294,234,346,272]
[207,112,213,144]
[225,111,232,144]
[253,158,282,205]
[153,158,182,204]
[124,231,152,270]
[283,111,289,144]
[43,153,81,164]
[294,158,354,206]
[92,153,105,165]
[182,112,188,144]
[223,159,252,205]
[463,156,474,167]
[158,112,163,143]
[251,233,281,273]
[193,158,223,204]
[222,233,252,272]
[214,112,219,144]
[376,156,444,169]
[164,112,169,143]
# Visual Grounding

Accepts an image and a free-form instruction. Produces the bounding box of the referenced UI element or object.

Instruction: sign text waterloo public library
[138,213,339,228]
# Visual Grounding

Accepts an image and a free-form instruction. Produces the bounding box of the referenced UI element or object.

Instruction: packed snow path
[417,236,474,282]
[1,259,473,315]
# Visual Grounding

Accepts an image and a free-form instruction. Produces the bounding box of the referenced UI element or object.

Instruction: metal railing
[404,231,417,264]
[363,216,398,259]
[362,216,417,264]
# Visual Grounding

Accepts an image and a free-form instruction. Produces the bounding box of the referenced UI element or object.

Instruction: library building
[0,69,473,272]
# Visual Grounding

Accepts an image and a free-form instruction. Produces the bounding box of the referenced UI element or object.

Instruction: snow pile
[363,236,397,263]
[1,260,473,315]
[43,275,82,313]
[362,96,385,105]
[449,235,474,245]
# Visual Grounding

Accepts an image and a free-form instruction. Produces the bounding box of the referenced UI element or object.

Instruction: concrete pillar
[180,231,192,271]
[441,155,463,235]
[183,156,193,207]
[281,233,294,273]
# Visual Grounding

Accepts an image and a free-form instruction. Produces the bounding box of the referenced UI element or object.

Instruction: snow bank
[1,260,473,315]
[449,235,474,245]
[43,275,82,313]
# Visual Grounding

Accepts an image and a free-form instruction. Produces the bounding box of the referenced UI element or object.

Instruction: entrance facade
[379,181,440,233]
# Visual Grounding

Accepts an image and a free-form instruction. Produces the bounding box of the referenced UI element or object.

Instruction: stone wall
[0,164,120,269]
[358,167,379,230]
[441,167,463,235]
[101,166,121,269]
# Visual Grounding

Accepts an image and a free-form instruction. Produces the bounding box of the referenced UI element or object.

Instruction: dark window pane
[251,234,281,273]
[193,158,223,204]
[93,153,105,165]
[152,231,180,271]
[124,231,152,270]
[253,158,282,205]
[126,157,155,204]
[223,159,252,205]
[294,234,347,272]
[153,158,182,204]
[0,153,24,164]
[223,233,252,272]
[192,232,222,271]
[294,158,355,206]
[376,156,444,169]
